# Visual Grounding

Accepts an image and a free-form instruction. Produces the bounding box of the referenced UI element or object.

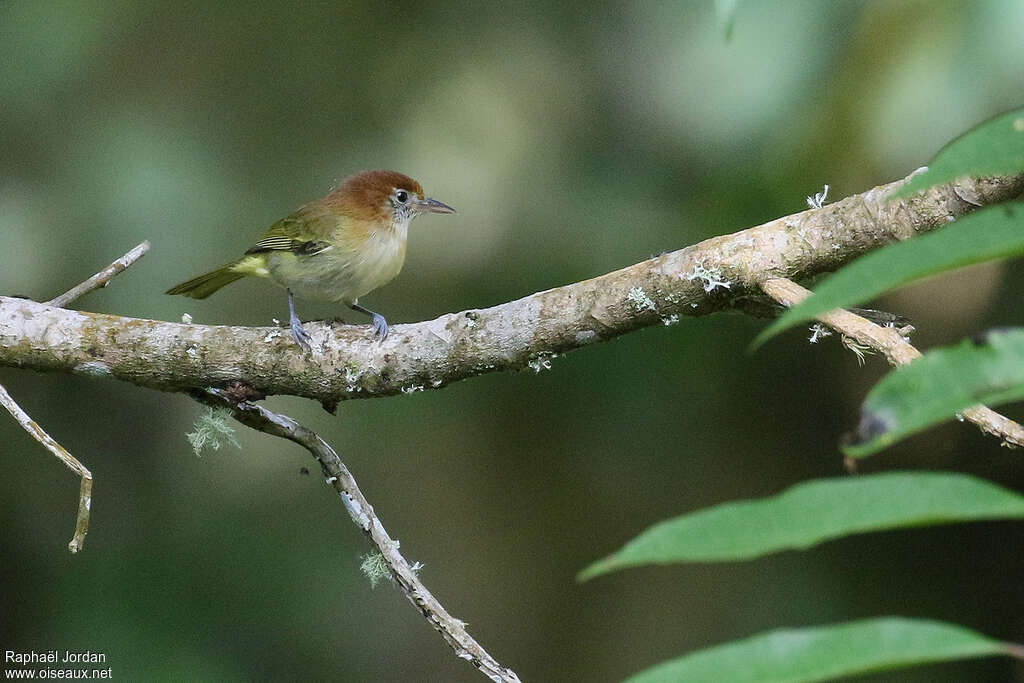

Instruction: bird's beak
[417,197,457,214]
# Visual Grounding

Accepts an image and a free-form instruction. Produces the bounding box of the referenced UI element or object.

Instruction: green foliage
[624,617,1012,683]
[752,202,1024,347]
[845,328,1024,457]
[622,109,1024,681]
[715,0,741,40]
[893,107,1024,199]
[579,472,1024,579]
[186,407,241,457]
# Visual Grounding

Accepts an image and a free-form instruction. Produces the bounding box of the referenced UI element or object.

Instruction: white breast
[268,219,409,304]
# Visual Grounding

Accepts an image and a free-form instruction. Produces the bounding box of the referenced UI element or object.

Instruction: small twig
[0,243,146,552]
[761,277,1024,449]
[192,388,521,683]
[0,382,93,553]
[46,240,150,308]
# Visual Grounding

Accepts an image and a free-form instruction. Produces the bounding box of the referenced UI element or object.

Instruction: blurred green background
[2,1,1024,681]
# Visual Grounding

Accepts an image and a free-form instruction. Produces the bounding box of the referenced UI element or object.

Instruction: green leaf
[752,202,1024,348]
[845,327,1024,457]
[579,472,1024,579]
[624,617,1015,683]
[893,107,1024,200]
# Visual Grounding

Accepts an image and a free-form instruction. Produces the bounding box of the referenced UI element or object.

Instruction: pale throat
[358,213,410,280]
[376,213,411,250]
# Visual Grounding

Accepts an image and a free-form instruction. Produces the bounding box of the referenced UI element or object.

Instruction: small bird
[167,170,455,350]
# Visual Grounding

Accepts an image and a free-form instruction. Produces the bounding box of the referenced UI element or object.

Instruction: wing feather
[244,213,335,256]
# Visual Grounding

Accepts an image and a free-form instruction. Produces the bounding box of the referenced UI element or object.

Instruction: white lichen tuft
[684,261,731,292]
[627,286,657,313]
[808,324,833,343]
[806,184,830,209]
[661,314,680,326]
[401,384,425,394]
[527,352,557,373]
[344,364,364,392]
[360,551,393,589]
[187,407,241,457]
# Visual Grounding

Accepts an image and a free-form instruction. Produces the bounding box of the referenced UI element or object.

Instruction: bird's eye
[395,190,410,204]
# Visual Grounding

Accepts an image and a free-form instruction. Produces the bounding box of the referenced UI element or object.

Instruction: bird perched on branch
[167,170,456,351]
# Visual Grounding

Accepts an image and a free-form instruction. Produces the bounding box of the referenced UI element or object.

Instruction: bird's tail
[166,263,245,299]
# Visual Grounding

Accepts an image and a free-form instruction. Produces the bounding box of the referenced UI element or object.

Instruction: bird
[167,170,456,351]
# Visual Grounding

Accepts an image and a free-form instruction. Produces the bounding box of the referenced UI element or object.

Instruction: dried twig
[761,277,1024,449]
[46,240,150,308]
[0,382,93,553]
[192,388,522,683]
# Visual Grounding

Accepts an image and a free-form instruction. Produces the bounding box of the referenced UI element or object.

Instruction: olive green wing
[244,214,334,256]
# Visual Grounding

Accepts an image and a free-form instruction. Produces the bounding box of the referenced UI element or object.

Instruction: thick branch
[2,172,1022,405]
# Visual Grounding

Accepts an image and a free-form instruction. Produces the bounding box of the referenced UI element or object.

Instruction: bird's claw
[372,313,389,341]
[291,319,313,352]
[286,288,313,352]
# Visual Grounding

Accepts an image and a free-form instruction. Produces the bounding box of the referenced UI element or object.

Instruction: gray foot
[291,318,312,352]
[371,313,389,340]
[287,288,312,352]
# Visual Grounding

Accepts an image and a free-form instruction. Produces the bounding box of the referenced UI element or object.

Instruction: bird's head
[328,170,455,227]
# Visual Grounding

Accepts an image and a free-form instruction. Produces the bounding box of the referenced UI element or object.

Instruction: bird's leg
[350,302,389,340]
[287,289,312,352]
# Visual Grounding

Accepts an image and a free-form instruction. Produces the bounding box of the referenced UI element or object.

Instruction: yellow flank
[230,254,272,277]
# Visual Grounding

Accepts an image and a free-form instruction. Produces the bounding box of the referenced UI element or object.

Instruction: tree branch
[46,240,150,308]
[6,171,1023,679]
[0,382,93,552]
[192,388,521,683]
[2,171,1022,409]
[761,278,1024,452]
[2,241,154,553]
